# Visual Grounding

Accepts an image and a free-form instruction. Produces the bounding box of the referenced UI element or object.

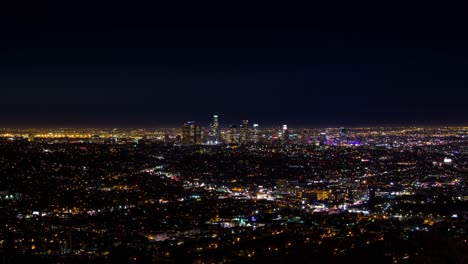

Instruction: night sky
[0,1,467,127]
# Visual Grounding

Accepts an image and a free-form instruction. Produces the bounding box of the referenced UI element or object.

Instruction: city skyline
[0,111,467,129]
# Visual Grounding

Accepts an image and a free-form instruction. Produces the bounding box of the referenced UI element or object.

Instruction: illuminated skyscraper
[282,124,289,141]
[227,125,239,143]
[240,120,249,143]
[319,132,327,146]
[340,127,347,143]
[213,115,219,136]
[211,114,220,143]
[253,124,259,143]
[182,121,202,144]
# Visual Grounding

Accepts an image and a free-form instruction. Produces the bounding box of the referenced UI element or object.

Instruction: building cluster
[181,115,263,145]
[179,115,357,147]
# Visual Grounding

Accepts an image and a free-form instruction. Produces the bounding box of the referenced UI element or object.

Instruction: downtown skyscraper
[211,115,220,143]
[182,121,202,144]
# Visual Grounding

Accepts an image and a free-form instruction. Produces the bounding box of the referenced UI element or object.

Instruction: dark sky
[0,1,467,127]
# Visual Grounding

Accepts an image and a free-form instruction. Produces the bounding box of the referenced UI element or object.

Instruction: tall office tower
[112,128,118,143]
[282,124,289,141]
[213,115,219,141]
[240,120,249,143]
[227,125,238,143]
[209,114,220,144]
[253,124,259,143]
[194,124,202,144]
[319,132,327,146]
[182,122,192,144]
[340,127,347,143]
[182,121,202,144]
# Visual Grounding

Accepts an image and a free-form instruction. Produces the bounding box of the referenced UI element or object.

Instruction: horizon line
[1,124,468,130]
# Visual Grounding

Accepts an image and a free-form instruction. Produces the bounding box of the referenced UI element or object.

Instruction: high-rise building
[282,124,289,141]
[212,115,219,142]
[226,125,239,144]
[208,114,220,144]
[340,127,347,144]
[253,124,259,143]
[319,132,327,146]
[240,120,250,143]
[182,121,201,144]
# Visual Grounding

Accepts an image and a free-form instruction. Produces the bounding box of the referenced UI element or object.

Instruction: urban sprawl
[0,116,467,263]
